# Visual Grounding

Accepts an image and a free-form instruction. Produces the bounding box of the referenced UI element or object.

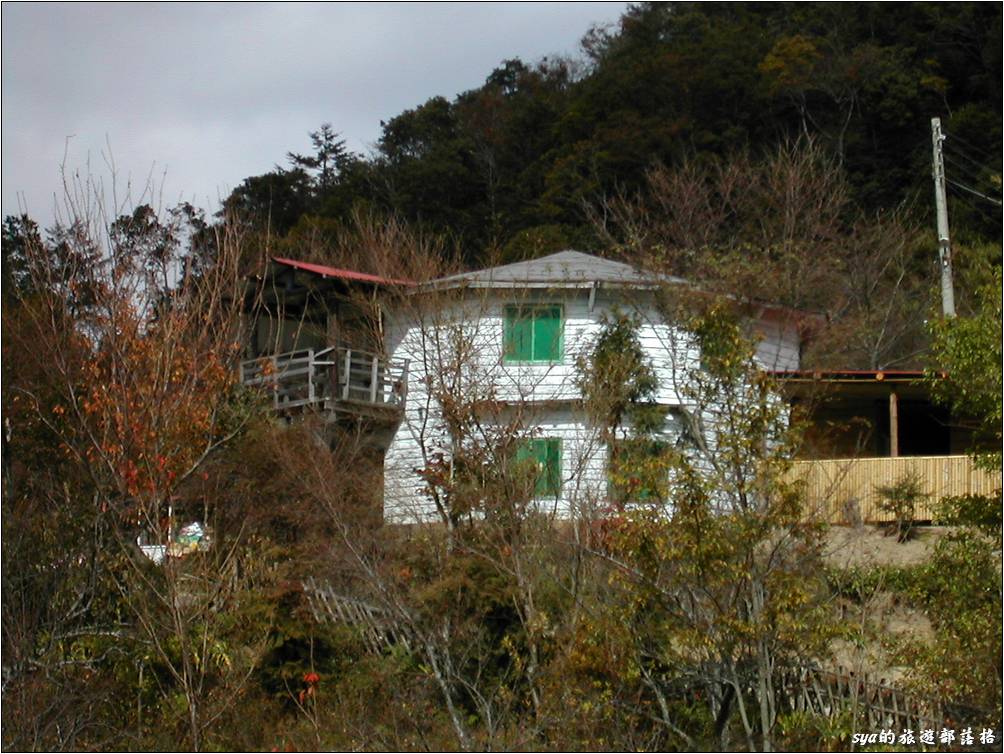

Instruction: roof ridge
[427,249,665,288]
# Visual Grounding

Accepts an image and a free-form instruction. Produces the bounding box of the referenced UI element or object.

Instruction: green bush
[895,530,1002,712]
[874,473,928,542]
[824,564,917,602]
[934,491,1003,534]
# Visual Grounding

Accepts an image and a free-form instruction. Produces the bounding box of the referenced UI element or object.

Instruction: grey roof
[429,250,689,289]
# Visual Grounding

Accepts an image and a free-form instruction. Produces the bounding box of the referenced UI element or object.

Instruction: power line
[947,189,1002,226]
[946,138,996,167]
[946,178,1003,207]
[944,158,1003,205]
[944,149,998,182]
[945,131,1001,164]
[950,190,1001,220]
[943,156,996,192]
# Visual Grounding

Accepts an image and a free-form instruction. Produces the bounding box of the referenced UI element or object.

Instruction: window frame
[503,303,564,364]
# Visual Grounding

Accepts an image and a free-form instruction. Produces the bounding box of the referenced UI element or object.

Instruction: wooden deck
[790,455,1001,523]
[240,346,408,414]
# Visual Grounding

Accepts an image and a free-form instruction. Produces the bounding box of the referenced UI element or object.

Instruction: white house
[381,251,803,523]
[242,251,998,528]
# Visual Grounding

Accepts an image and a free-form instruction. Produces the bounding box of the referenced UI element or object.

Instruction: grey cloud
[2,2,627,226]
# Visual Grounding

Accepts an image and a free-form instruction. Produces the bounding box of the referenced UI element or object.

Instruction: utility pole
[931,117,956,318]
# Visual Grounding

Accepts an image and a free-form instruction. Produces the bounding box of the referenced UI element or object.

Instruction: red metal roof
[271,257,413,286]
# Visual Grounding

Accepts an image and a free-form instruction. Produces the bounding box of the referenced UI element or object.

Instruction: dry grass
[822,524,949,569]
[822,525,947,682]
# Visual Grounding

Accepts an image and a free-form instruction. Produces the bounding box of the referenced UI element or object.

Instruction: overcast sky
[1,1,629,227]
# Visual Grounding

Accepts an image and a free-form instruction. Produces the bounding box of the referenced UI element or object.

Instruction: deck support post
[370,353,379,403]
[889,391,899,458]
[307,349,315,403]
[272,355,279,410]
[343,348,352,400]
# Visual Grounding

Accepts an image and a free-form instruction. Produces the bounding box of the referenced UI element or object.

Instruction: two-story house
[380,251,803,522]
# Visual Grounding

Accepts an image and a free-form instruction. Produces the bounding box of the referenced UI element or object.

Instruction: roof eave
[413,278,675,294]
[270,256,414,287]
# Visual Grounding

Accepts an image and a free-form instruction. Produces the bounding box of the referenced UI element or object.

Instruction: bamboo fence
[789,455,1001,524]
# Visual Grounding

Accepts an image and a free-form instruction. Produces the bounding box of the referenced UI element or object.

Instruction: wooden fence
[779,664,1000,744]
[778,664,946,733]
[302,576,413,653]
[301,578,996,740]
[789,455,1001,524]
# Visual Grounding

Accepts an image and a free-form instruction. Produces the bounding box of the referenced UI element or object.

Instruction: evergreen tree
[287,123,351,193]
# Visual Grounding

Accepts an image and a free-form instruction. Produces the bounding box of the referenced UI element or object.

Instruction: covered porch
[776,370,1000,523]
[241,256,412,418]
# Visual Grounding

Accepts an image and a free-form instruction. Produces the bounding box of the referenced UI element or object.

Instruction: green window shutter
[531,438,561,498]
[608,438,669,503]
[532,306,562,362]
[541,438,561,497]
[515,441,533,466]
[515,440,538,495]
[518,438,562,498]
[504,305,532,362]
[505,304,562,362]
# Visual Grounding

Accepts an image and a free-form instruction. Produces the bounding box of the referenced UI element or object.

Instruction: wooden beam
[889,390,899,458]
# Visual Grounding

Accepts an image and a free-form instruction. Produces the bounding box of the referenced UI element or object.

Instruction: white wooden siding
[382,287,800,522]
[752,310,801,371]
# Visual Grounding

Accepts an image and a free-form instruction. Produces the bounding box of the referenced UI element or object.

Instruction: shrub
[874,473,927,542]
[935,491,1003,535]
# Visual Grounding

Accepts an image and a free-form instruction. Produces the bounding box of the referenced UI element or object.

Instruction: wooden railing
[790,455,1002,523]
[240,346,408,412]
[334,347,408,407]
